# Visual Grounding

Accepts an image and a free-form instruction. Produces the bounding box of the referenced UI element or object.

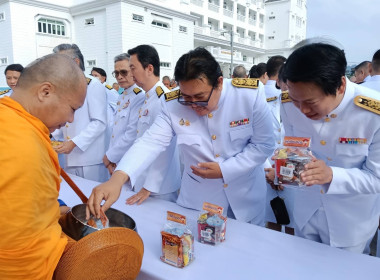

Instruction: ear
[36,82,54,102]
[337,76,346,96]
[146,64,154,76]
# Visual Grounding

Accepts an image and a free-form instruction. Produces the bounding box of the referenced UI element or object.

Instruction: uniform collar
[326,77,353,119]
[124,84,137,95]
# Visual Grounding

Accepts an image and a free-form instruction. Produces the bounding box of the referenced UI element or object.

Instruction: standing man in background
[354,61,372,84]
[1,64,24,98]
[52,44,108,182]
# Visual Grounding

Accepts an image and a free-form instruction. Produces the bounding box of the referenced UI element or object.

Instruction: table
[59,175,380,280]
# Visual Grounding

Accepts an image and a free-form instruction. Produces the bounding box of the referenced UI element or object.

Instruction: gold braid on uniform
[0,89,10,96]
[231,78,259,89]
[86,77,92,85]
[281,91,291,103]
[354,96,380,115]
[164,89,180,102]
[266,96,278,102]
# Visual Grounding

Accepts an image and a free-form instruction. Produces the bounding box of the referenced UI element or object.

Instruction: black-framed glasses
[177,80,218,107]
[112,70,129,78]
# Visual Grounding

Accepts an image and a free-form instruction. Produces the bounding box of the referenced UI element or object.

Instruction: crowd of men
[1,41,380,278]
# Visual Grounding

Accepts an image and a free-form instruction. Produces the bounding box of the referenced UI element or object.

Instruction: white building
[0,0,306,87]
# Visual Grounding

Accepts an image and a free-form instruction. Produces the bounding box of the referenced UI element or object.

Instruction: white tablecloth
[59,175,380,280]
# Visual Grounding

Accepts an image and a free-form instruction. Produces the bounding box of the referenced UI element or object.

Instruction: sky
[306,0,379,65]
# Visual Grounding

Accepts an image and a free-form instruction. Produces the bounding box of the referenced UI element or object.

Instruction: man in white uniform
[280,43,380,253]
[354,61,371,84]
[124,44,181,204]
[103,53,144,175]
[52,44,108,182]
[1,64,24,98]
[362,49,380,92]
[87,48,275,225]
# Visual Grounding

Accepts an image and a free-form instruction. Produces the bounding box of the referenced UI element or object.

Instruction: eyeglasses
[177,80,217,107]
[112,70,129,78]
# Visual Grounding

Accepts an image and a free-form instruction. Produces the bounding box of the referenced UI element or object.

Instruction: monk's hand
[55,140,76,154]
[301,159,333,186]
[265,167,284,191]
[126,188,151,205]
[191,162,222,179]
[86,171,129,219]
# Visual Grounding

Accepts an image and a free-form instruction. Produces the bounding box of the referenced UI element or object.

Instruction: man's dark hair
[128,45,160,77]
[354,61,371,71]
[91,67,107,79]
[372,50,380,73]
[282,43,347,96]
[53,44,85,71]
[249,63,266,78]
[266,56,286,78]
[4,64,24,75]
[174,47,222,86]
[233,65,247,78]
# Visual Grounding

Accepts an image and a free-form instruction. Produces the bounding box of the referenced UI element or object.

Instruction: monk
[0,54,87,279]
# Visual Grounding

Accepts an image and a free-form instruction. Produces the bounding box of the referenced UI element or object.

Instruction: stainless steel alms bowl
[59,204,137,241]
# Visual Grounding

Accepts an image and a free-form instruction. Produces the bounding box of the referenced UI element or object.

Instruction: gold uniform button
[65,124,69,128]
[66,136,70,140]
[327,157,332,161]
[320,189,324,194]
[277,140,281,144]
[212,135,217,140]
[112,135,114,138]
[278,128,281,132]
[320,140,326,145]
[144,101,147,104]
[136,130,139,133]
[139,115,141,118]
[118,109,121,112]
[114,121,117,125]
[324,117,330,122]
[330,114,337,118]
[208,113,213,118]
[215,154,220,158]
[223,184,228,188]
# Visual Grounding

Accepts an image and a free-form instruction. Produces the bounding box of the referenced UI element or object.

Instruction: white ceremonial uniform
[104,83,121,149]
[132,81,181,199]
[0,88,12,99]
[60,75,108,182]
[106,84,145,164]
[264,80,284,150]
[116,78,275,223]
[281,78,380,250]
[362,75,380,92]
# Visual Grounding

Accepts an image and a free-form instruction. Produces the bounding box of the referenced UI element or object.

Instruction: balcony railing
[259,22,264,28]
[249,19,256,25]
[223,9,233,17]
[194,25,203,34]
[210,30,221,38]
[238,37,246,44]
[237,14,246,22]
[190,0,203,7]
[208,3,220,13]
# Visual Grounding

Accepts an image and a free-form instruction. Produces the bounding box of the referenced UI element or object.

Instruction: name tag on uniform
[339,137,367,144]
[230,118,249,128]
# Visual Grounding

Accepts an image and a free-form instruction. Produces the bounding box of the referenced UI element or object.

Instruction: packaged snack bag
[197,202,227,245]
[160,211,194,268]
[273,136,313,186]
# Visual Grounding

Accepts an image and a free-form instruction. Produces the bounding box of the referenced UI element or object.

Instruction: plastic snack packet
[160,211,194,268]
[197,202,227,245]
[273,136,313,186]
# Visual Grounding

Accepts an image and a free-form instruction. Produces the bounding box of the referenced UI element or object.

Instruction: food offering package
[197,202,227,245]
[273,136,313,186]
[51,140,63,147]
[160,211,194,268]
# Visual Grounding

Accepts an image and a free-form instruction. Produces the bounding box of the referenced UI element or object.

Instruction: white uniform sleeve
[219,87,275,183]
[106,94,145,163]
[115,101,175,187]
[72,81,107,151]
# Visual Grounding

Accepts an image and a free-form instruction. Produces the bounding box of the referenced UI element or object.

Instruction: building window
[243,55,247,62]
[85,18,95,25]
[87,59,96,67]
[179,25,187,33]
[152,20,169,29]
[297,0,302,7]
[296,16,302,27]
[160,62,171,68]
[268,16,275,20]
[37,18,66,36]
[268,36,275,40]
[0,12,5,21]
[132,14,144,22]
[0,57,7,66]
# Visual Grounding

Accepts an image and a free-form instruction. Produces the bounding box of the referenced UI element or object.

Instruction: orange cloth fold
[0,97,67,279]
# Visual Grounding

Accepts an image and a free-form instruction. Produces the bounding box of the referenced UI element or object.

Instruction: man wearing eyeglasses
[103,53,145,175]
[123,44,181,205]
[87,48,275,225]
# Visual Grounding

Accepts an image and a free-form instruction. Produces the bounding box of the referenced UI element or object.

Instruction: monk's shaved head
[17,53,85,95]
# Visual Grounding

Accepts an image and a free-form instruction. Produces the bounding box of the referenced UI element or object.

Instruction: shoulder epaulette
[86,77,92,85]
[133,87,142,95]
[156,86,164,98]
[105,84,112,90]
[266,96,278,102]
[0,89,10,96]
[231,78,259,89]
[354,95,380,115]
[281,91,292,103]
[164,89,180,102]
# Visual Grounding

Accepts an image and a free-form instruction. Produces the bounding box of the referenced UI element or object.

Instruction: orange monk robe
[0,97,67,279]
